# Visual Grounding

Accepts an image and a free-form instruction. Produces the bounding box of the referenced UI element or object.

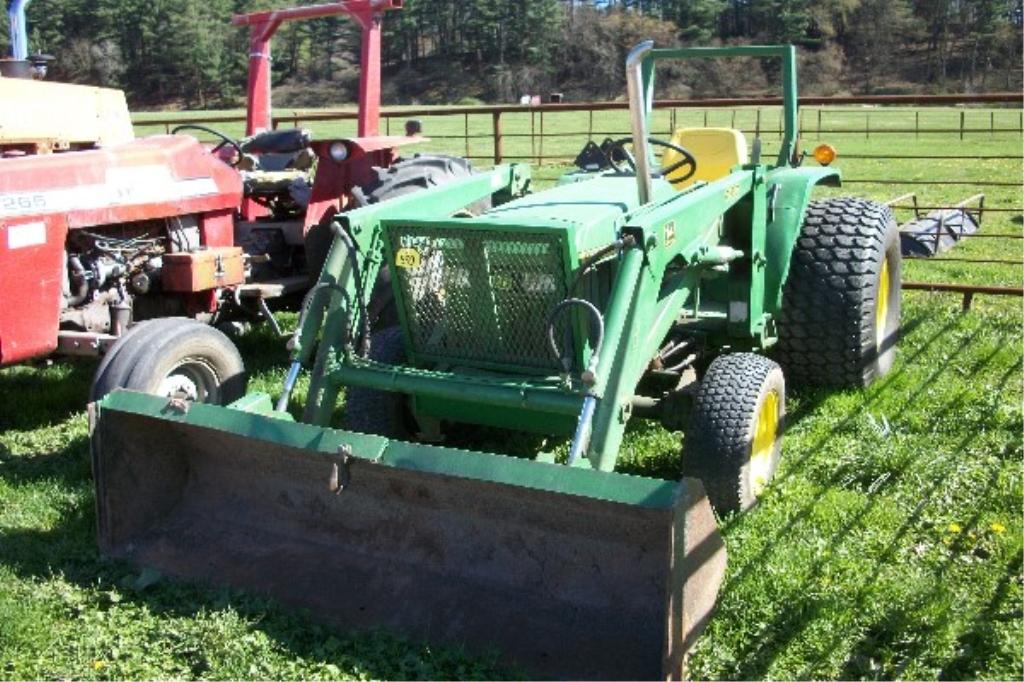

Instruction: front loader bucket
[90,391,725,680]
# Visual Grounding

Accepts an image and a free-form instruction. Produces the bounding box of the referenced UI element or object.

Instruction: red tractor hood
[0,135,242,229]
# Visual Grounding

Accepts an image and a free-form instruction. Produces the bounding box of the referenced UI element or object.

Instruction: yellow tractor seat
[662,127,748,189]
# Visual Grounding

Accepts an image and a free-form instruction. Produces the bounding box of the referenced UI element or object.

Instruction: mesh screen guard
[385,223,574,371]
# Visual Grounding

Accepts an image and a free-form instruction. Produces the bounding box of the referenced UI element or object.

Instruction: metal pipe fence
[132,92,1023,307]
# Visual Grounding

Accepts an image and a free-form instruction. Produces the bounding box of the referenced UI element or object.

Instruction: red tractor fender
[303,134,424,233]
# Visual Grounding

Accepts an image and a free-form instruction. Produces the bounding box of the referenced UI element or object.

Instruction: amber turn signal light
[813,144,837,166]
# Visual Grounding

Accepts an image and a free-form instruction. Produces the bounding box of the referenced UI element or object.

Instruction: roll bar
[625,43,799,205]
[232,1,403,137]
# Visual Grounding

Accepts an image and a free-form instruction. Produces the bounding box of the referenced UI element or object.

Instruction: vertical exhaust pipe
[8,0,33,61]
[625,40,655,206]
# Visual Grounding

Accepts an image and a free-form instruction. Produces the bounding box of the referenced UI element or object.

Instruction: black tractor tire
[343,327,414,439]
[357,154,491,215]
[683,353,786,515]
[775,197,901,388]
[303,219,336,287]
[90,318,190,402]
[90,318,246,405]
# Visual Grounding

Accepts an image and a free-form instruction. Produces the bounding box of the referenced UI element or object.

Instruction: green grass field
[1,105,1021,679]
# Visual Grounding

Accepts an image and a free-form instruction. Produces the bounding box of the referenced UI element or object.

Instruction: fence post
[990,111,995,137]
[817,108,821,136]
[915,111,919,139]
[386,115,390,135]
[703,110,708,128]
[959,110,966,140]
[732,109,737,131]
[539,110,545,164]
[464,112,470,158]
[530,110,536,163]
[755,108,761,138]
[588,108,594,140]
[865,111,870,140]
[492,111,503,165]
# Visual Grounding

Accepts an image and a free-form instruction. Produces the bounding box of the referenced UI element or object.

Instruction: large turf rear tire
[342,327,414,439]
[775,197,901,388]
[683,353,786,515]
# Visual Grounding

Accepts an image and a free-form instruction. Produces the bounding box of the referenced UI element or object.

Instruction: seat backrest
[662,127,748,189]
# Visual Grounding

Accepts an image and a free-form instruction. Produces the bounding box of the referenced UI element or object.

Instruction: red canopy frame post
[231,1,403,137]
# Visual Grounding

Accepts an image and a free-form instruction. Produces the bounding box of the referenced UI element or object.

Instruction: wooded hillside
[2,0,1021,108]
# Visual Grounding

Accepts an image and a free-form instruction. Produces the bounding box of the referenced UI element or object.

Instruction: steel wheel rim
[875,258,890,350]
[749,389,779,497]
[156,358,220,404]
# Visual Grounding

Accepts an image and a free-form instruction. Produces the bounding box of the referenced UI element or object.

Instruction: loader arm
[294,164,531,423]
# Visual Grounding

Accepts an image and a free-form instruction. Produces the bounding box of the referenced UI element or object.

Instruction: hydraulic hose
[546,298,605,381]
[547,298,606,468]
[568,234,636,294]
[276,281,350,413]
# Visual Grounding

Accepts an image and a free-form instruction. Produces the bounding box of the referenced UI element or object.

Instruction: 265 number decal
[0,193,47,216]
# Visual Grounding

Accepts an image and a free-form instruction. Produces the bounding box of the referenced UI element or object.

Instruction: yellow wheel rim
[749,390,779,498]
[875,258,890,350]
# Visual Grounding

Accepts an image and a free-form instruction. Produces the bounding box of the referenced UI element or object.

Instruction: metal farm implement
[91,44,902,679]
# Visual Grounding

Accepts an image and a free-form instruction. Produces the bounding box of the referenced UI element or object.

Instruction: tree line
[2,0,1020,108]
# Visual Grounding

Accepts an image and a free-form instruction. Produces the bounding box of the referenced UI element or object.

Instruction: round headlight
[329,142,349,163]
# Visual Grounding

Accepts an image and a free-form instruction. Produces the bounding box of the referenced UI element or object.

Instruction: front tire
[775,197,901,388]
[683,353,786,514]
[90,318,246,405]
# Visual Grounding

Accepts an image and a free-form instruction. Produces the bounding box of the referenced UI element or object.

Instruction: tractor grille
[386,224,569,371]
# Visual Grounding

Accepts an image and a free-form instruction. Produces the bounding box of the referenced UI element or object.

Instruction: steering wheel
[171,124,244,167]
[607,136,698,185]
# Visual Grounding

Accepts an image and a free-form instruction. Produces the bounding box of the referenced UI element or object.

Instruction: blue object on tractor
[7,0,33,61]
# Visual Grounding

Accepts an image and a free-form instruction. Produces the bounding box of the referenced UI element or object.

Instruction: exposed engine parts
[60,216,202,333]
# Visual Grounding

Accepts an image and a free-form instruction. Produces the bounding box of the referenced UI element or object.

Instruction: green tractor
[91,43,900,679]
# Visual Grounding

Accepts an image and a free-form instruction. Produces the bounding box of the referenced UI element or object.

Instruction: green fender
[763,166,842,315]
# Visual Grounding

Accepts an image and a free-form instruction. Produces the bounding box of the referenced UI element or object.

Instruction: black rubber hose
[569,234,636,294]
[546,298,605,380]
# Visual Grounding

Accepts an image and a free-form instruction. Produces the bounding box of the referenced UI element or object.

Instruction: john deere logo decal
[664,221,676,247]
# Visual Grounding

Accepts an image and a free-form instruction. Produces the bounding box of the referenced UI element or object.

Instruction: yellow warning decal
[395,247,422,269]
